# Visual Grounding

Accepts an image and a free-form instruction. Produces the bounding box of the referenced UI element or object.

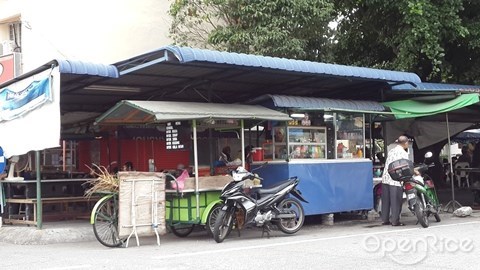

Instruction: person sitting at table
[469,142,480,185]
[455,146,472,166]
[218,146,232,166]
[122,161,134,171]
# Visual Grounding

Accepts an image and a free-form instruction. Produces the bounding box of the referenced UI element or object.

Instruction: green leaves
[169,0,480,84]
[169,0,335,61]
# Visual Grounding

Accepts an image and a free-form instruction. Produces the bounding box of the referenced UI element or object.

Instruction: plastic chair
[455,162,471,188]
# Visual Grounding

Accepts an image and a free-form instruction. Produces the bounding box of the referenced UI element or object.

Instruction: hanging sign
[165,121,189,151]
[0,77,52,121]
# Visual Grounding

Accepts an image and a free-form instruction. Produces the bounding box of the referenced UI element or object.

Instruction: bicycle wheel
[93,196,123,247]
[170,224,195,237]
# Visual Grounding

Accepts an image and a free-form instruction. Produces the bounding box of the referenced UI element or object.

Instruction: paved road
[1,211,479,270]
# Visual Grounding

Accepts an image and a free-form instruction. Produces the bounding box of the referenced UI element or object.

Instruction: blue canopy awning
[126,45,422,83]
[55,59,119,78]
[0,59,119,90]
[249,94,387,113]
[391,82,480,93]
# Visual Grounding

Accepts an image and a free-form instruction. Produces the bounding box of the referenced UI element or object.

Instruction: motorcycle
[212,167,308,243]
[388,152,441,228]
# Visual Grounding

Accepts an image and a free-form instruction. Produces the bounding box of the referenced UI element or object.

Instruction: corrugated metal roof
[164,46,421,83]
[391,82,480,92]
[95,100,292,124]
[252,95,386,112]
[56,59,119,78]
[0,59,119,90]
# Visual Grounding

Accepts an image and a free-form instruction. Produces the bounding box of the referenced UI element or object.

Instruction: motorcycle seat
[256,178,295,195]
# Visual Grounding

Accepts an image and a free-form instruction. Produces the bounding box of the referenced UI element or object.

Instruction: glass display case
[335,113,365,159]
[288,126,327,159]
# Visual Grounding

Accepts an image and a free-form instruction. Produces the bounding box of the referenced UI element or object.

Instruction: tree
[169,0,336,61]
[332,0,480,84]
[170,1,480,84]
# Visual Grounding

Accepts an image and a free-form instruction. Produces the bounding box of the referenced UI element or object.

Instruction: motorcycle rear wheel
[275,198,305,234]
[414,199,429,228]
[434,213,441,222]
[213,208,235,243]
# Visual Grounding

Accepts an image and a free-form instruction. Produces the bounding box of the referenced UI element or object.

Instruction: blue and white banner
[0,68,61,158]
[0,77,52,121]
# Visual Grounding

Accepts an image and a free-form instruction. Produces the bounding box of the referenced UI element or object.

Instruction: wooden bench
[4,196,101,225]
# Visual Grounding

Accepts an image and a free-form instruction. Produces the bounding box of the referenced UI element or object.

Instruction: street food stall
[91,99,291,246]
[248,95,389,215]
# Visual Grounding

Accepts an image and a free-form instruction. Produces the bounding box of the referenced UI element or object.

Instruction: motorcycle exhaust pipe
[276,213,297,219]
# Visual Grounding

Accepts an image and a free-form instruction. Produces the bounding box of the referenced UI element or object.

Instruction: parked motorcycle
[212,167,308,243]
[388,152,441,228]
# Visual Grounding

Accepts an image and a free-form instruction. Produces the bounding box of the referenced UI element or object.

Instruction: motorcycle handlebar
[404,177,424,186]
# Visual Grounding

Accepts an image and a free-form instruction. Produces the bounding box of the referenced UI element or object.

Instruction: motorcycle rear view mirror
[252,161,269,171]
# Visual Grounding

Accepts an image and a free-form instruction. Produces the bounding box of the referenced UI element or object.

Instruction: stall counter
[251,159,373,215]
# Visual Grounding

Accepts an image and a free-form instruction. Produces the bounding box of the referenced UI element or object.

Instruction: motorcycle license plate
[407,193,416,199]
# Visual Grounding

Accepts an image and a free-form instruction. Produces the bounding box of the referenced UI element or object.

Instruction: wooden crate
[118,171,166,238]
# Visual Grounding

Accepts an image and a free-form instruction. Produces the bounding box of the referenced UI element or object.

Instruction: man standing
[381,135,410,226]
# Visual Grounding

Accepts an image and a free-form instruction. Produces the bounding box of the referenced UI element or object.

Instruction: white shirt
[382,144,409,187]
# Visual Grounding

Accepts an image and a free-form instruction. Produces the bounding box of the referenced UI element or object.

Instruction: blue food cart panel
[252,160,373,215]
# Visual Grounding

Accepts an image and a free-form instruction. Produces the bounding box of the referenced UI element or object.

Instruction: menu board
[165,121,189,151]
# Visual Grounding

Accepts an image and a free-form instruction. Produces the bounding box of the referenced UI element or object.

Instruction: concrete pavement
[0,220,95,245]
[1,207,479,246]
[1,186,478,245]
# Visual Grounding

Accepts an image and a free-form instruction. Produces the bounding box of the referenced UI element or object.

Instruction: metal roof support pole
[192,120,200,220]
[208,90,214,176]
[118,50,169,76]
[241,120,245,167]
[36,150,42,229]
[444,113,462,212]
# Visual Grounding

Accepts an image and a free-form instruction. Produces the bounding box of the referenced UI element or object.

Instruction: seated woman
[217,146,232,167]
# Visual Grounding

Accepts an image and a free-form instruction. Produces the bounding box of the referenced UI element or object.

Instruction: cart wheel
[93,196,123,248]
[206,204,222,236]
[170,224,195,237]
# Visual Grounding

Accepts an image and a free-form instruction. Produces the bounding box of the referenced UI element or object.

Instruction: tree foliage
[169,0,480,84]
[332,0,480,83]
[169,0,336,61]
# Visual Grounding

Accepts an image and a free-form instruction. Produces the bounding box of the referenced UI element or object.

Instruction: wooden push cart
[90,100,291,247]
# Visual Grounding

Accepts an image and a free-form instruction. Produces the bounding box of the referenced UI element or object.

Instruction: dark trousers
[381,183,403,224]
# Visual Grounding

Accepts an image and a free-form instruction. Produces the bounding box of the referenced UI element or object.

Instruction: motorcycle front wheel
[275,198,305,234]
[213,207,235,243]
[414,196,429,228]
[206,204,222,236]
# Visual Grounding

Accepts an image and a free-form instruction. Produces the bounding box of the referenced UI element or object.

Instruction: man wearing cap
[381,135,410,226]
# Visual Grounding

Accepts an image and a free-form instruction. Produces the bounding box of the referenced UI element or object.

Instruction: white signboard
[0,68,61,158]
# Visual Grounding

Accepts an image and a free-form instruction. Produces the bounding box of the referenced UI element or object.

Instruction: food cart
[248,95,389,216]
[90,100,291,247]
